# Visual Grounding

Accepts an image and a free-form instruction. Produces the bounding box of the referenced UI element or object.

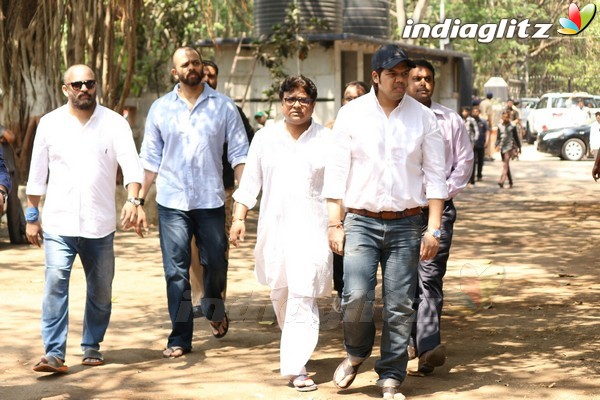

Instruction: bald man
[27,64,143,373]
[138,47,249,358]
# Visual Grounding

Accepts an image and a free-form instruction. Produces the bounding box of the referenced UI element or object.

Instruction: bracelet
[328,222,343,229]
[25,206,39,223]
[233,218,245,223]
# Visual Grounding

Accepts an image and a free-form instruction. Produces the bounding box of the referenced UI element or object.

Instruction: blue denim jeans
[41,232,115,360]
[341,213,422,386]
[157,204,228,350]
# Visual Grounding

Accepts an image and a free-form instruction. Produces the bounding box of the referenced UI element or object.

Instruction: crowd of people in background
[2,42,599,400]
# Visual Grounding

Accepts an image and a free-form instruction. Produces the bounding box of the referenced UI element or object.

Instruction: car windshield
[554,97,595,108]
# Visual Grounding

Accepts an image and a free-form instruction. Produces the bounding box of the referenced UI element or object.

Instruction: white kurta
[233,120,333,298]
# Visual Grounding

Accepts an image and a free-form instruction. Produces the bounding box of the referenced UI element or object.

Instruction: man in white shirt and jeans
[324,44,448,399]
[26,64,143,373]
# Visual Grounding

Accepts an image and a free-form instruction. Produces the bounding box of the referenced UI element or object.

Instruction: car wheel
[561,138,586,161]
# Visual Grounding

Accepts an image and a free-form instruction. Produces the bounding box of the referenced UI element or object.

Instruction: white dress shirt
[233,120,333,298]
[26,104,143,238]
[430,102,474,199]
[323,89,448,210]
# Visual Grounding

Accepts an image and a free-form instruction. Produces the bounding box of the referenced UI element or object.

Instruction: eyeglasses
[66,80,96,91]
[283,97,314,107]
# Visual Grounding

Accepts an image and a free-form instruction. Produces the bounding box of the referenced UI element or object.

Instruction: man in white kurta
[230,75,332,392]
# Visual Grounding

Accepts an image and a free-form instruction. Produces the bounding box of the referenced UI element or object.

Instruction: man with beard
[189,59,254,319]
[137,47,248,358]
[27,64,143,373]
[406,59,473,376]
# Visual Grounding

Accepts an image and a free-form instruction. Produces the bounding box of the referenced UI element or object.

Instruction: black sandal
[209,313,229,339]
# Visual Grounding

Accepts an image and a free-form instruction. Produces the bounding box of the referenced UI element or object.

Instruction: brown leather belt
[347,207,422,220]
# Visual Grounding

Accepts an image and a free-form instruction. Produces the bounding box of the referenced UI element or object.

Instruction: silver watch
[426,229,442,240]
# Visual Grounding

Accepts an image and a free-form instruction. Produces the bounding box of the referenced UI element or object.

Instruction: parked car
[537,124,592,161]
[526,92,600,144]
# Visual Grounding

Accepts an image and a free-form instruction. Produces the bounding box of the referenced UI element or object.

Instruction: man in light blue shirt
[138,47,248,358]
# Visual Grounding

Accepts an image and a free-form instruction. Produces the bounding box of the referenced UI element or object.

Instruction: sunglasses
[283,97,314,107]
[66,80,97,91]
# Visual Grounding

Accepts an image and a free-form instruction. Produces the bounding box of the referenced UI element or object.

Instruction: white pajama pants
[270,287,320,376]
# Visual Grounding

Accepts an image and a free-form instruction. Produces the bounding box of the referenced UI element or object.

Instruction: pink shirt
[430,102,474,199]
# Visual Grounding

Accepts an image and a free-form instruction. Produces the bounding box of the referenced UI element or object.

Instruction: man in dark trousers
[407,59,473,376]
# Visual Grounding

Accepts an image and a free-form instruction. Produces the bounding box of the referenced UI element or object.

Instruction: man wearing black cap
[324,44,447,399]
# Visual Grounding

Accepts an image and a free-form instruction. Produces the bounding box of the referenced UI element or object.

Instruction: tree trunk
[0,0,140,181]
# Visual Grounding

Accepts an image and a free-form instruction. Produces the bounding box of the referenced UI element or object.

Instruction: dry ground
[1,145,599,400]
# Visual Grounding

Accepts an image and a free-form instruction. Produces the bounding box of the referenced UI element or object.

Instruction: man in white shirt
[138,47,248,358]
[26,64,143,374]
[324,44,448,399]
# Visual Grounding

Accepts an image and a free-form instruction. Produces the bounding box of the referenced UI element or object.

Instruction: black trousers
[411,199,456,356]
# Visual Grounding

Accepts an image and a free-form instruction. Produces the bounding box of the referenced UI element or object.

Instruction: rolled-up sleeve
[26,119,49,195]
[322,121,351,200]
[226,101,249,169]
[232,131,262,209]
[114,118,143,188]
[422,116,448,200]
[447,114,474,198]
[140,101,164,173]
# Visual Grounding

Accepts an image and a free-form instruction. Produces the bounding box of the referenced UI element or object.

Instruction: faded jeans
[341,212,422,387]
[41,232,115,361]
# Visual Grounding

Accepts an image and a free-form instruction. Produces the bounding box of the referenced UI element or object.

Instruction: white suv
[526,92,600,142]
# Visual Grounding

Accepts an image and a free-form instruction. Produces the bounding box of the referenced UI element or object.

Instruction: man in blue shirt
[138,47,248,358]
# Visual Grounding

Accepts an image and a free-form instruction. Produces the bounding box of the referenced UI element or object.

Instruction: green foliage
[397,0,600,96]
[253,1,329,105]
[134,0,253,95]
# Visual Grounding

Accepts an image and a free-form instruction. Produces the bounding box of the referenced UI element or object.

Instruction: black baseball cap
[371,44,416,71]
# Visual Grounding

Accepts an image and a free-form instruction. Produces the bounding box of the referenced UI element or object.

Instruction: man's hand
[120,201,138,232]
[328,225,345,255]
[229,219,246,247]
[420,232,440,261]
[134,206,148,238]
[26,221,44,247]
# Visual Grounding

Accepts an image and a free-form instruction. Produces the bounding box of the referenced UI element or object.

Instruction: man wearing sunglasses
[27,64,143,373]
[324,44,447,399]
[138,47,249,358]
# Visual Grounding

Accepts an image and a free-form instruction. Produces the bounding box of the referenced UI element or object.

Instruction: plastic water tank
[343,0,390,38]
[254,0,343,37]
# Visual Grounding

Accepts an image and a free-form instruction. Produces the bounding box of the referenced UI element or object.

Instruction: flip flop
[33,355,69,373]
[162,346,189,358]
[289,375,318,392]
[82,349,104,366]
[209,313,229,339]
[333,357,362,389]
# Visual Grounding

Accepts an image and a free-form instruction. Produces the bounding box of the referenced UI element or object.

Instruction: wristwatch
[127,197,145,207]
[426,229,442,240]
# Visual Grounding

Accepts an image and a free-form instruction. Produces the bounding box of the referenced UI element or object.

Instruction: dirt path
[1,146,599,400]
